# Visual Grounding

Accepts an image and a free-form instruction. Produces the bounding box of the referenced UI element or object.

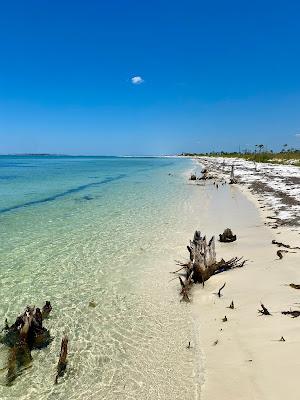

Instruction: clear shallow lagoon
[0,156,202,399]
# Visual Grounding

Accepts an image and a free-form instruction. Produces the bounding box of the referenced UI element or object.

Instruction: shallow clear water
[0,156,202,400]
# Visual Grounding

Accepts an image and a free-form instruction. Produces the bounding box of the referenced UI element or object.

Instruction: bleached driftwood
[174,231,245,301]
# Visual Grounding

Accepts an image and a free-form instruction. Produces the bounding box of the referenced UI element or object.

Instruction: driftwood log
[289,283,300,290]
[258,303,271,315]
[282,310,300,318]
[219,228,237,243]
[174,230,245,301]
[272,240,300,250]
[0,302,52,385]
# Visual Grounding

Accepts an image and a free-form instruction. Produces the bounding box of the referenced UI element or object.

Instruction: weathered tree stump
[219,228,237,243]
[0,302,52,384]
[174,230,245,301]
[229,165,238,184]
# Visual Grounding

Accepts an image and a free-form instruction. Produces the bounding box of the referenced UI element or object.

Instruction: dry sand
[187,168,300,400]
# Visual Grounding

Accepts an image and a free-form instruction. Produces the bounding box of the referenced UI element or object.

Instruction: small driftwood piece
[289,284,300,290]
[272,240,300,250]
[55,335,68,384]
[258,303,271,316]
[217,283,226,297]
[219,228,237,243]
[1,302,52,384]
[228,301,234,309]
[174,230,245,301]
[282,310,300,318]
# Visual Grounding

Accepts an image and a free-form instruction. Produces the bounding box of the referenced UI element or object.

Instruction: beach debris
[0,302,52,384]
[198,169,214,180]
[281,310,300,318]
[178,272,194,302]
[258,303,271,316]
[279,336,286,342]
[213,340,219,346]
[89,300,97,308]
[222,316,228,322]
[289,283,300,290]
[174,230,246,301]
[277,250,289,259]
[186,341,191,349]
[217,283,226,298]
[55,335,68,384]
[228,301,234,309]
[219,228,237,243]
[277,250,283,259]
[229,165,238,184]
[272,240,300,250]
[190,174,197,181]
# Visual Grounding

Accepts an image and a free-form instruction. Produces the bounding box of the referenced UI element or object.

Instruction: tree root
[174,230,246,301]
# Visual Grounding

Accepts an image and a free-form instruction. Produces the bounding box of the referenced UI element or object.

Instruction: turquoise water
[0,156,202,399]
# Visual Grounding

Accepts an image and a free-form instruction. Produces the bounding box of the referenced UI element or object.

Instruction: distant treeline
[181,147,300,166]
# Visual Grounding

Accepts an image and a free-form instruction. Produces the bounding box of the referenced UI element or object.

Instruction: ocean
[0,156,202,400]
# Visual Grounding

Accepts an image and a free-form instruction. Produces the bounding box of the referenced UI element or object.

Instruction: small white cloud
[131,76,144,85]
[295,133,300,137]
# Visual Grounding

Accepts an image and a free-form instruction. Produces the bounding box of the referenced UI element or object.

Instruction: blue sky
[0,0,300,155]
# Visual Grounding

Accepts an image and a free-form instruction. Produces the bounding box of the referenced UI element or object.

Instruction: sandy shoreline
[187,157,300,400]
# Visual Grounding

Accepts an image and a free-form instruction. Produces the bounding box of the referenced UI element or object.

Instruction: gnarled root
[174,231,246,301]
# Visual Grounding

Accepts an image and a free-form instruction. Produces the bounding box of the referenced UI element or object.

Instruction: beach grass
[182,150,300,166]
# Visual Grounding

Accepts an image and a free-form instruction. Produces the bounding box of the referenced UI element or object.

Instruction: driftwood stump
[229,165,238,184]
[219,228,237,243]
[174,230,245,301]
[0,302,52,384]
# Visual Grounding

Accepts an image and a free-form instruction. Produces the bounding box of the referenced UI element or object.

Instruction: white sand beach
[187,158,300,400]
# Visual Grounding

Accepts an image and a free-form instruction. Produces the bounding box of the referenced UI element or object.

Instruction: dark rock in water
[219,228,237,243]
[190,174,197,181]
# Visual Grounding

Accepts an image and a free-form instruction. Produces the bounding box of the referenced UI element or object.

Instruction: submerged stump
[55,335,68,384]
[0,302,52,384]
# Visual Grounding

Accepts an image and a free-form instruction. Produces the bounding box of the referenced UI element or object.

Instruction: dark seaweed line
[0,174,127,215]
